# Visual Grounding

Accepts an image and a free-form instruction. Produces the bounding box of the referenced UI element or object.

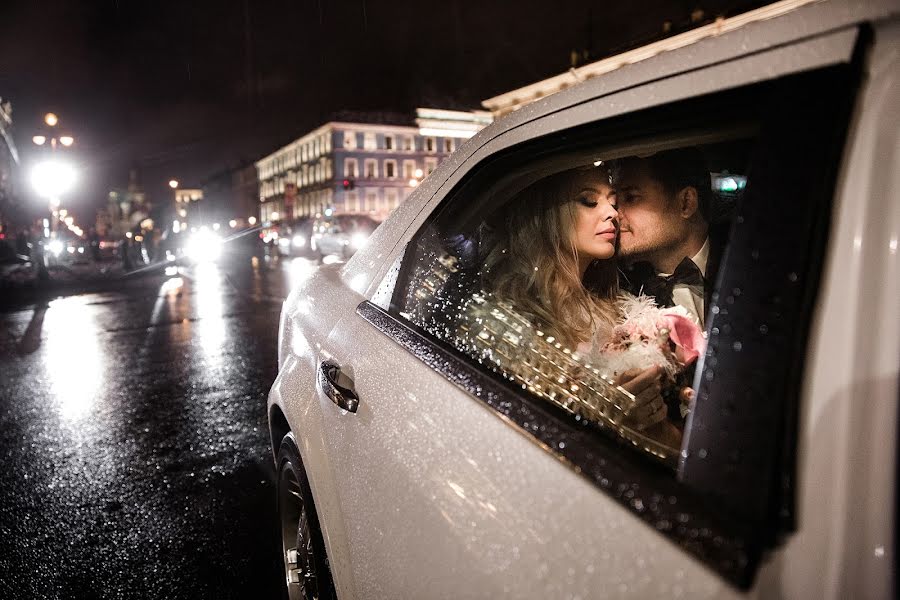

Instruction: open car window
[391,136,753,468]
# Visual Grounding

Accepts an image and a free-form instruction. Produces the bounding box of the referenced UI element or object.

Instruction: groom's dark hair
[619,147,712,222]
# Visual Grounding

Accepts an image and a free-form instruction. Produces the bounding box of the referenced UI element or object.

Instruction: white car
[268,1,898,598]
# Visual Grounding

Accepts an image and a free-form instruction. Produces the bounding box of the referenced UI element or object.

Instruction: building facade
[96,169,151,237]
[255,109,492,224]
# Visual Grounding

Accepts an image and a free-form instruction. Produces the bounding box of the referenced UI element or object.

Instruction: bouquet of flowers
[584,295,707,418]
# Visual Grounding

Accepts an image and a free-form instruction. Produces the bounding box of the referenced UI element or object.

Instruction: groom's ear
[677,186,699,220]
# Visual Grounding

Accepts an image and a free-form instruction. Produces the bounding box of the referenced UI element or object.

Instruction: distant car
[276,218,315,257]
[268,2,899,599]
[309,214,379,260]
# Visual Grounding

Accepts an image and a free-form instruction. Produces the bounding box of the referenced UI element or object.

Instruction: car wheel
[277,433,336,600]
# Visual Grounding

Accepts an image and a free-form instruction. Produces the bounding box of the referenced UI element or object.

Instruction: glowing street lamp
[32,135,46,145]
[168,179,179,189]
[44,112,59,127]
[59,136,74,147]
[31,160,77,200]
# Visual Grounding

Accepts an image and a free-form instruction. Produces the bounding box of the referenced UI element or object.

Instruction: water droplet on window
[788,272,798,282]
[759,324,768,334]
[732,341,742,351]
[698,448,708,458]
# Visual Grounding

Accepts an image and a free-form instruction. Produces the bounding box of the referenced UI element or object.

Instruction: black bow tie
[640,257,705,307]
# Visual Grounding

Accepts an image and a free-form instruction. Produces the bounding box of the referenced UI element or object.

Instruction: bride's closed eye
[577,196,599,208]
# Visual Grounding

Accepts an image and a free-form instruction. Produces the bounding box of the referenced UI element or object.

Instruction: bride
[474,164,702,450]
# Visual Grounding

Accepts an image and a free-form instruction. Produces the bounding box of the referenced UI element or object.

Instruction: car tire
[277,433,337,600]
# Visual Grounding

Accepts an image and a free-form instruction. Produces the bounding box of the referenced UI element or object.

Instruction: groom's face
[615,161,686,263]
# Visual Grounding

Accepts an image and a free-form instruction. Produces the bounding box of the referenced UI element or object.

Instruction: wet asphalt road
[0,255,317,599]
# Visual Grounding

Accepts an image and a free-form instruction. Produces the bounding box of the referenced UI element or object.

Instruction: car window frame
[354,29,866,589]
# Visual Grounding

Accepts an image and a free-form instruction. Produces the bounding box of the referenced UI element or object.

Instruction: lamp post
[30,112,76,280]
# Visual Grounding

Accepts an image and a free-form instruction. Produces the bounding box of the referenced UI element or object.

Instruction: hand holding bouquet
[586,295,707,424]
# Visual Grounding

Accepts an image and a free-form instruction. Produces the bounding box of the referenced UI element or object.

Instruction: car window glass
[387,131,756,469]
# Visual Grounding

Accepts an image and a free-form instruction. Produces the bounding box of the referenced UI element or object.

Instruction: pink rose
[658,312,706,365]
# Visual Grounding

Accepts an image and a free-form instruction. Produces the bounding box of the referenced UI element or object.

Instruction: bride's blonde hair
[480,166,620,348]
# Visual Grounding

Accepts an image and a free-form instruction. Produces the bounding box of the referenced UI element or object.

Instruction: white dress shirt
[660,238,709,327]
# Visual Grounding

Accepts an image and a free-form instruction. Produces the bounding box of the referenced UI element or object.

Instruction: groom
[612,148,730,328]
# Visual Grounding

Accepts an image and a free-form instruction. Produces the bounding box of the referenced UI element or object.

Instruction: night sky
[0,0,768,224]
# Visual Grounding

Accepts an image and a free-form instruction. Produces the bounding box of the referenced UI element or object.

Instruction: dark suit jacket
[615,222,730,309]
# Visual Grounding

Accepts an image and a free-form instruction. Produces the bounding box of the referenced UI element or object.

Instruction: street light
[168,179,179,189]
[30,112,77,280]
[31,160,77,199]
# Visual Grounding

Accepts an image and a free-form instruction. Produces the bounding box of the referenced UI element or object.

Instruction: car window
[362,61,860,586]
[391,135,752,467]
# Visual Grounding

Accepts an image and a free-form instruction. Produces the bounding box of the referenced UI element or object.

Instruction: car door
[310,21,868,600]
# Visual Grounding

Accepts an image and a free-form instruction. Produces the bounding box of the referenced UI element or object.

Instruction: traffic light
[342,178,355,190]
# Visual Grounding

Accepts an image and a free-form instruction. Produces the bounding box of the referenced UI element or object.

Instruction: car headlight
[278,237,291,247]
[47,240,64,256]
[185,231,223,262]
[350,232,368,249]
[292,235,306,248]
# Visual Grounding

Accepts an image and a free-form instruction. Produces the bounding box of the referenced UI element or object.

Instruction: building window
[323,134,332,152]
[403,160,416,180]
[364,132,377,151]
[384,135,395,150]
[325,158,333,179]
[384,159,397,179]
[344,131,357,149]
[364,188,379,212]
[364,159,378,179]
[344,158,358,178]
[444,138,454,153]
[425,157,438,176]
[425,137,436,152]
[346,190,360,213]
[403,135,414,152]
[385,187,399,211]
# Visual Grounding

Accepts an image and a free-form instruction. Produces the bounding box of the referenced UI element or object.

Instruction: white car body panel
[270,1,899,597]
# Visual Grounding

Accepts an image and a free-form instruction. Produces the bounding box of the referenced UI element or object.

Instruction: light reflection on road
[193,263,227,361]
[43,296,104,420]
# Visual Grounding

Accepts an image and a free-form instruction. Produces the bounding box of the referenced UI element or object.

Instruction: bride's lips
[597,227,616,240]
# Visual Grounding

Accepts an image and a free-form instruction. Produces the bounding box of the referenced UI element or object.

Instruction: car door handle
[318,360,359,413]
